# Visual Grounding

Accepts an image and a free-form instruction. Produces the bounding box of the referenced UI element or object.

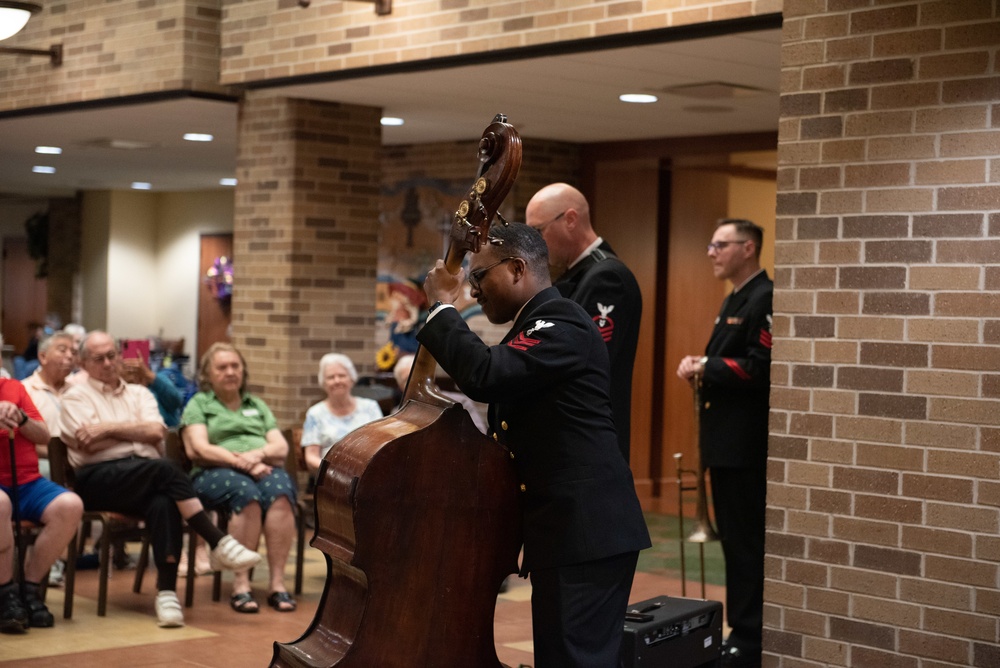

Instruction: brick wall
[231,93,382,426]
[0,0,227,112]
[219,0,781,84]
[768,1,1000,666]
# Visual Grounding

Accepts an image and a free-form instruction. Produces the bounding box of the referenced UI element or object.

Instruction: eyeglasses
[531,210,566,234]
[468,257,518,291]
[88,351,118,364]
[707,239,749,253]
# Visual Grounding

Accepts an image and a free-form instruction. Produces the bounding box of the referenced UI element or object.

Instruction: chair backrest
[281,427,309,489]
[47,437,75,489]
[163,428,191,473]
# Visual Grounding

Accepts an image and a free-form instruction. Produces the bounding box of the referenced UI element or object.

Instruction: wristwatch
[428,301,444,315]
[17,409,28,426]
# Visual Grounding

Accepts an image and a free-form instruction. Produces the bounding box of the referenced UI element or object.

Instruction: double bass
[272,115,523,668]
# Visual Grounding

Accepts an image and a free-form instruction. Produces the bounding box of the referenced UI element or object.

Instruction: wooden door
[2,237,48,356]
[197,234,233,362]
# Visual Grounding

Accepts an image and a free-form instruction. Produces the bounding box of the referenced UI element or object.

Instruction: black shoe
[0,585,28,634]
[22,588,54,628]
[720,643,761,668]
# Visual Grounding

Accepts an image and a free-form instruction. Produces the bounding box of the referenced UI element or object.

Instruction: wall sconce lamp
[0,2,62,66]
[298,0,391,16]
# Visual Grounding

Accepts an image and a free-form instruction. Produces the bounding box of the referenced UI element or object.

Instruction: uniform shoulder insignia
[525,320,554,337]
[594,303,615,343]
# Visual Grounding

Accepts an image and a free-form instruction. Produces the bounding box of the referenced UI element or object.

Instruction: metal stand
[673,453,708,599]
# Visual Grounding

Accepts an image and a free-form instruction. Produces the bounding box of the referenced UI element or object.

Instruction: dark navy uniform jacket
[554,240,642,462]
[700,270,773,470]
[417,286,651,574]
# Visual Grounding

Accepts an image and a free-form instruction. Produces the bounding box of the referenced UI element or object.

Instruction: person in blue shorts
[0,368,84,633]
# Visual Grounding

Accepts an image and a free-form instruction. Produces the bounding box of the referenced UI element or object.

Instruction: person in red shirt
[0,369,84,634]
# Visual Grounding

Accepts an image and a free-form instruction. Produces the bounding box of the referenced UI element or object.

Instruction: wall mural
[376,177,508,372]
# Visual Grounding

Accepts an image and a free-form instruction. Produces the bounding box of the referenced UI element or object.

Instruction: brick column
[769,2,999,667]
[232,93,382,427]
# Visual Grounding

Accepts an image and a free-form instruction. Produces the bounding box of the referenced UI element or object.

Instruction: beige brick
[940,131,1000,158]
[834,416,903,444]
[853,594,921,627]
[838,316,905,341]
[866,188,935,213]
[909,266,983,290]
[906,370,980,397]
[907,317,980,343]
[818,241,861,265]
[845,110,914,136]
[915,159,987,185]
[927,502,998,534]
[899,577,972,611]
[812,390,858,415]
[915,105,989,132]
[867,135,937,160]
[819,190,864,214]
[904,421,977,450]
[829,566,898,597]
[929,397,1000,425]
[809,438,854,464]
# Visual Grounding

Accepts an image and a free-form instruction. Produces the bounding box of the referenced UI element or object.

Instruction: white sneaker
[209,535,262,572]
[48,559,66,588]
[155,590,184,628]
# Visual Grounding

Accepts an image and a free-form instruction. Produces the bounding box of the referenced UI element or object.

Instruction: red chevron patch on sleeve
[507,332,541,351]
[723,357,751,381]
[760,329,772,348]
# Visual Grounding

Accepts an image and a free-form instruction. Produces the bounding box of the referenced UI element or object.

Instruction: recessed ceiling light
[682,105,735,113]
[35,146,62,155]
[619,94,658,104]
[183,133,214,142]
[131,182,152,190]
[219,178,237,187]
[32,165,56,174]
[380,117,404,126]
[661,82,768,99]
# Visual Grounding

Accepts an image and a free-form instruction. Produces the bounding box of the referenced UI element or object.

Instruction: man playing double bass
[419,222,650,667]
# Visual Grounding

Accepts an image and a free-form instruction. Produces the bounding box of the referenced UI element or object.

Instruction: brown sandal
[267,591,296,612]
[230,591,259,613]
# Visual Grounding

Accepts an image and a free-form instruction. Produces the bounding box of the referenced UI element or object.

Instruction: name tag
[726,317,743,325]
[242,409,260,417]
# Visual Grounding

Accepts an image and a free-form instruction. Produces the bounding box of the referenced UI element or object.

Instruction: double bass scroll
[272,116,523,668]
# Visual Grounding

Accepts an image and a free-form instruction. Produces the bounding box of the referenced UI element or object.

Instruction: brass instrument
[675,371,719,598]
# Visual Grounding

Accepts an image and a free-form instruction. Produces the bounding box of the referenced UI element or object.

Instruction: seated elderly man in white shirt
[59,331,262,628]
[24,331,76,479]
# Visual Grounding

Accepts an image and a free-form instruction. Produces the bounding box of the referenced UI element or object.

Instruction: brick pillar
[232,93,382,427]
[769,2,1000,667]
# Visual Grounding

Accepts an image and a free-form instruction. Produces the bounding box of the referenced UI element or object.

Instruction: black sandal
[267,591,296,612]
[229,591,259,613]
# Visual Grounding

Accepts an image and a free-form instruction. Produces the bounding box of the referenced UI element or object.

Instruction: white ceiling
[0,28,781,198]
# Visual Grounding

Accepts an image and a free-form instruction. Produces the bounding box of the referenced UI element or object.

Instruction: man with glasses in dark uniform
[526,183,642,463]
[677,218,772,668]
[419,222,650,668]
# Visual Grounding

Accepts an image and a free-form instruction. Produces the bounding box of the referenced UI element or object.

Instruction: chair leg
[97,523,111,617]
[184,530,196,607]
[295,511,305,596]
[133,533,151,594]
[63,528,77,619]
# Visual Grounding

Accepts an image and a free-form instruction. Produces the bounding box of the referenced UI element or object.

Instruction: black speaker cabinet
[619,595,723,667]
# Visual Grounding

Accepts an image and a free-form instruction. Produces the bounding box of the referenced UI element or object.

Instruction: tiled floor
[0,514,727,667]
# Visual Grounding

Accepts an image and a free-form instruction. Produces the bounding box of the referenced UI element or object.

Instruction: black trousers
[75,457,198,591]
[710,465,766,651]
[529,551,638,668]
